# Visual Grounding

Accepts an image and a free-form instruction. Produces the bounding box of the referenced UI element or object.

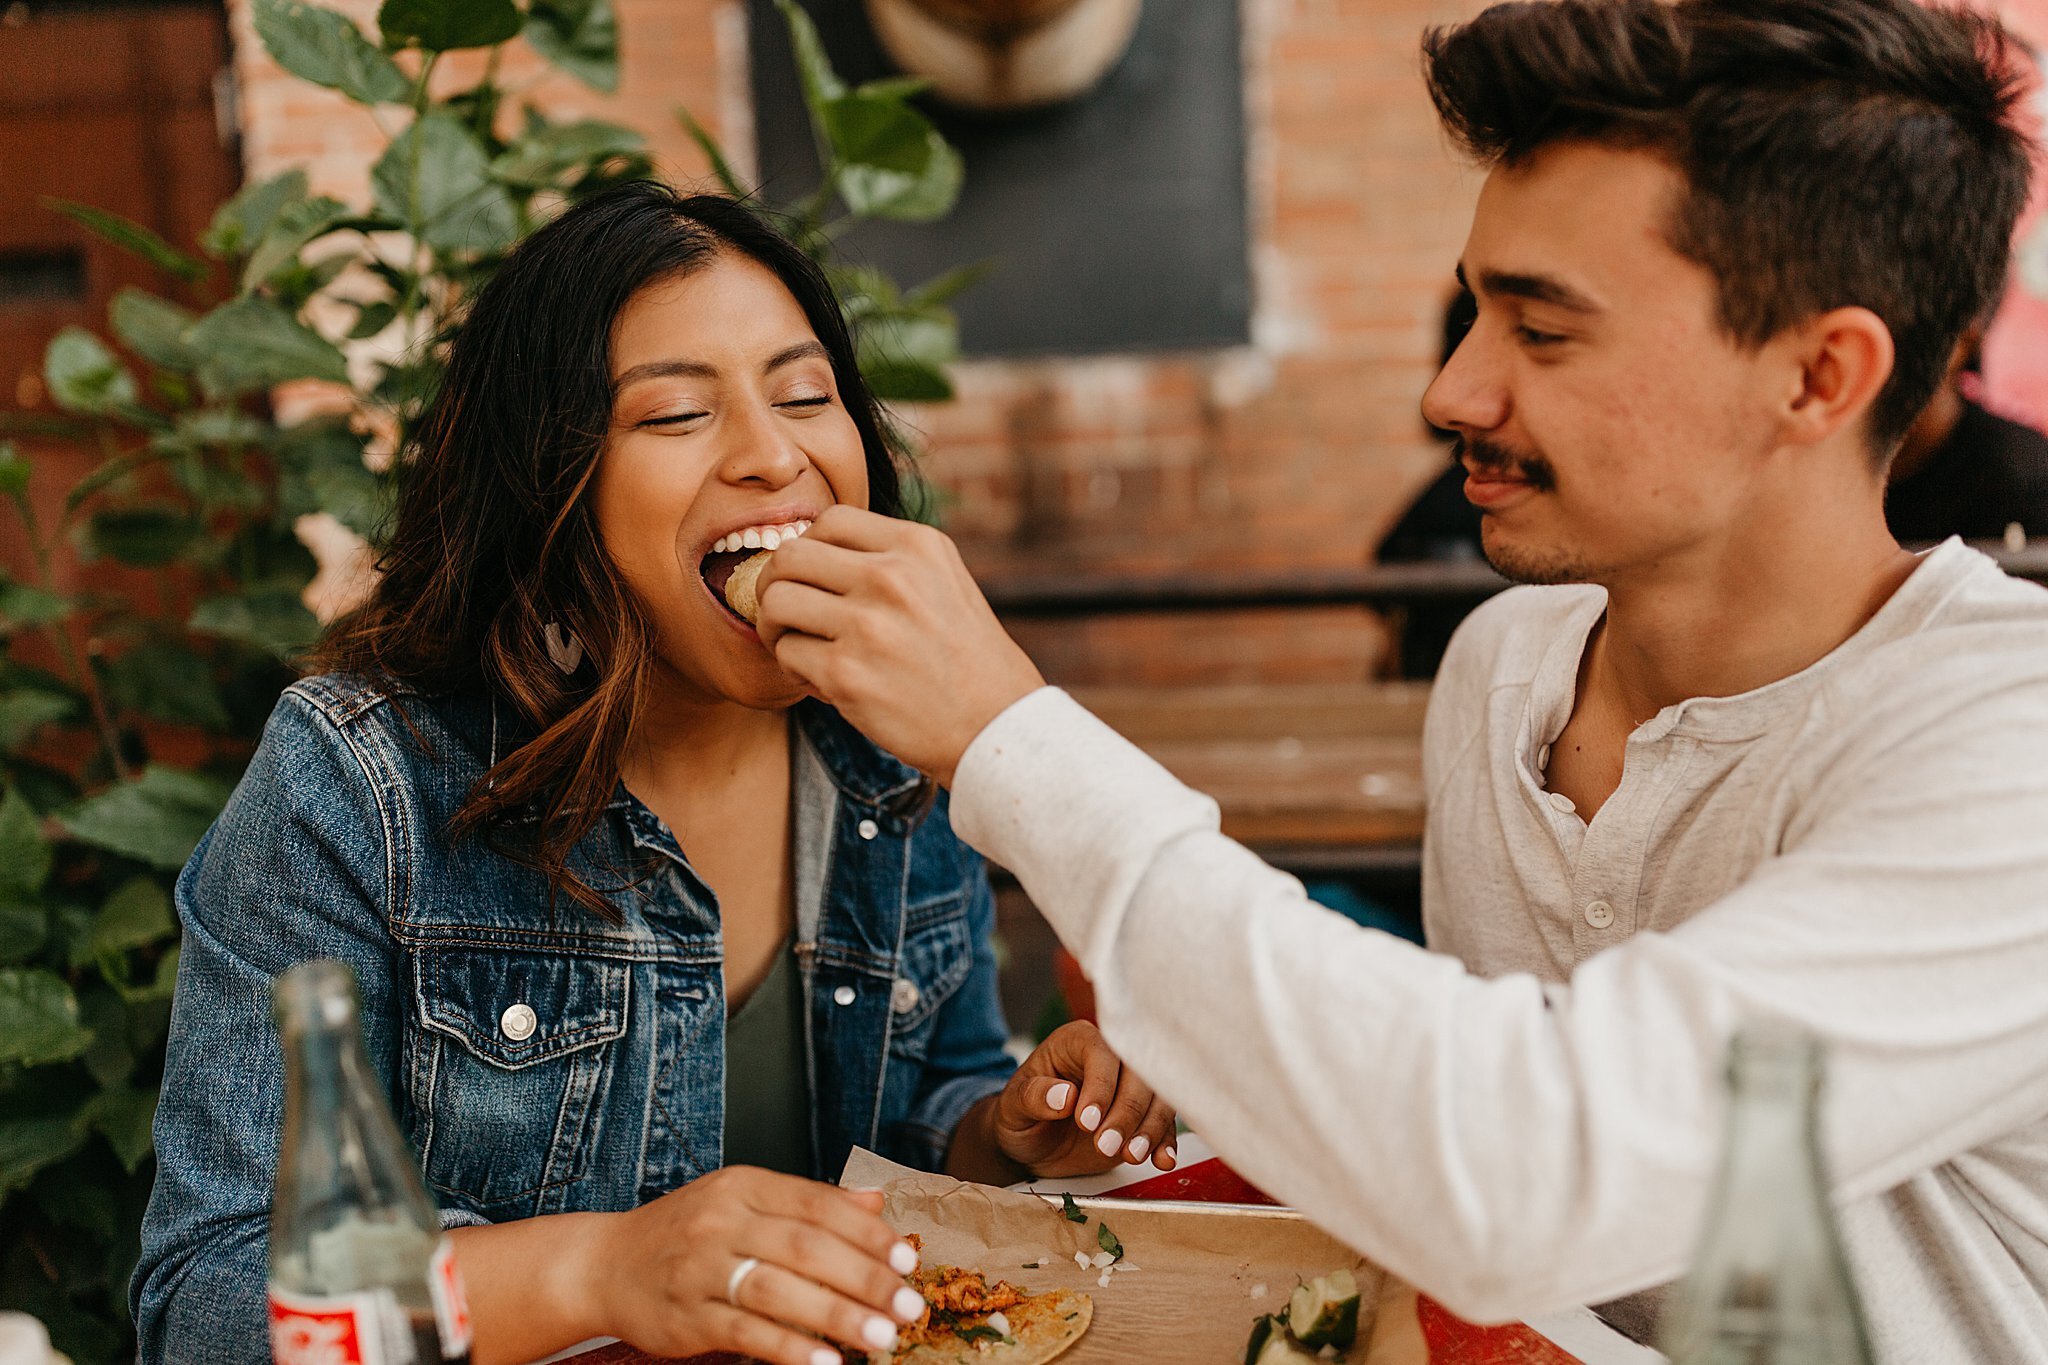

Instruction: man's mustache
[1455,435,1557,493]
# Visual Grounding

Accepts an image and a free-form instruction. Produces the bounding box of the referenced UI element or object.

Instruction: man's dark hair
[1423,0,2034,458]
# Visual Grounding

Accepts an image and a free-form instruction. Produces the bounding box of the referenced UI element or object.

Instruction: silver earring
[542,622,584,676]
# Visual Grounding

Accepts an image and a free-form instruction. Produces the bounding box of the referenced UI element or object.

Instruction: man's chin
[1480,525,1590,586]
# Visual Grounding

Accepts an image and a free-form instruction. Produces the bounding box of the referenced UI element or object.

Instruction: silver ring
[726,1255,762,1306]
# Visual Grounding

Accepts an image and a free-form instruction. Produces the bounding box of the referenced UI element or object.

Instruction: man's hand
[756,507,1046,785]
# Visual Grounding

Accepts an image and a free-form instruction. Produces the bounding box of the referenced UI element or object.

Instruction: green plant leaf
[0,969,94,1067]
[77,1085,157,1173]
[41,199,207,282]
[0,691,76,754]
[0,581,70,632]
[0,441,26,497]
[524,0,619,92]
[79,506,198,568]
[0,897,47,965]
[277,421,385,539]
[372,112,520,257]
[44,328,139,415]
[378,0,521,52]
[252,0,413,105]
[185,296,350,395]
[0,787,51,896]
[188,589,320,660]
[490,118,645,188]
[348,299,399,340]
[904,260,994,309]
[76,989,134,1087]
[204,169,310,259]
[56,765,232,870]
[102,640,231,731]
[828,93,963,223]
[857,311,958,401]
[242,195,353,293]
[110,289,202,373]
[777,0,845,118]
[675,106,750,198]
[90,879,174,958]
[0,1117,87,1197]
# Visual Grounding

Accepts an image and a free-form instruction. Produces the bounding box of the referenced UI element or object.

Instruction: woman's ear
[1779,305,1895,450]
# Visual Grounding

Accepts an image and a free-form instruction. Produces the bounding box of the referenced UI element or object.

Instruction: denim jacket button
[833,985,857,1007]
[857,818,880,841]
[890,978,921,1015]
[499,1003,538,1041]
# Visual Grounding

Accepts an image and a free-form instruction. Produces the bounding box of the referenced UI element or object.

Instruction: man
[756,0,2048,1357]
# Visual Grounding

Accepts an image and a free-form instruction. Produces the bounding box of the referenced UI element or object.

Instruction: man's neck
[1591,503,1921,722]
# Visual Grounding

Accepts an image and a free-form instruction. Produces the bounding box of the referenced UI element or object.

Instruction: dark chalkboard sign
[748,0,1252,358]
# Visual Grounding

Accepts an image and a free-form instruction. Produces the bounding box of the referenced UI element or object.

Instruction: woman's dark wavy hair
[1422,0,2035,458]
[316,183,906,916]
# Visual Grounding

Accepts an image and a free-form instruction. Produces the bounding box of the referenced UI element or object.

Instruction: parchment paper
[840,1149,1434,1364]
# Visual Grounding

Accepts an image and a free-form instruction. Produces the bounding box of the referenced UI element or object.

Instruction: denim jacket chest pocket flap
[886,894,972,1050]
[409,945,632,1215]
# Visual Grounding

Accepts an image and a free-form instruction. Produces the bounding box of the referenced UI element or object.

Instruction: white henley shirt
[950,539,2048,1363]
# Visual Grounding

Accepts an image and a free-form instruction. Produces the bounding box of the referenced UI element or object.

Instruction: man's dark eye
[1517,327,1565,347]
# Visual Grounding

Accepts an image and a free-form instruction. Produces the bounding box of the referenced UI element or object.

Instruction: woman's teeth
[711,520,811,554]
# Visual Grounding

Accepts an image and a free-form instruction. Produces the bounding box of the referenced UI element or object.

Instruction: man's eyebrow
[613,341,829,394]
[1456,261,1602,314]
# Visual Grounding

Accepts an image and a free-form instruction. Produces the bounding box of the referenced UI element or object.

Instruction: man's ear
[1778,306,1895,448]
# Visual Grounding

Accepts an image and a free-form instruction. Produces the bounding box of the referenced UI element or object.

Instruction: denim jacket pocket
[885,895,972,1060]
[409,945,630,1215]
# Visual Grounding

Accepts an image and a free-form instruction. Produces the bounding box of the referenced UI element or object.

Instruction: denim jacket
[132,674,1014,1364]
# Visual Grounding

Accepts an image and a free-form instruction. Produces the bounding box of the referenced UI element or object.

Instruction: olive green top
[723,939,811,1177]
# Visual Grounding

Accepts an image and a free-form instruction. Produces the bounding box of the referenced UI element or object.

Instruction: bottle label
[268,1283,404,1365]
[428,1239,473,1358]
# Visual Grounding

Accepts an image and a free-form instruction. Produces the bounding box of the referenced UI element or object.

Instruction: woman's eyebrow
[612,341,827,394]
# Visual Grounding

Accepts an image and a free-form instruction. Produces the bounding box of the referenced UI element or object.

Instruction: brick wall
[225,0,2047,688]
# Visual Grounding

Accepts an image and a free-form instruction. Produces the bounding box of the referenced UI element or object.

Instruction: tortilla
[874,1288,1092,1365]
[724,550,771,623]
[870,1244,1093,1365]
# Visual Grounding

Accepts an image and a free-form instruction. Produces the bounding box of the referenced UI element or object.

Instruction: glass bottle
[268,960,473,1365]
[1659,1021,1875,1365]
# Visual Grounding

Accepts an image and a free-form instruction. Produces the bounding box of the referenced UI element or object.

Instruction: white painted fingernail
[1096,1127,1122,1157]
[1046,1082,1073,1111]
[1159,1145,1177,1168]
[890,1240,919,1275]
[864,1316,898,1350]
[894,1286,926,1322]
[1128,1136,1150,1161]
[1078,1105,1102,1131]
[812,1350,840,1365]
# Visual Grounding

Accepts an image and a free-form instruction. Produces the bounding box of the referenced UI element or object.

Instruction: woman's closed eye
[639,409,710,428]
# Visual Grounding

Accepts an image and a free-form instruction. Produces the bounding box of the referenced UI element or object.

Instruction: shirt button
[1547,791,1577,814]
[890,978,922,1015]
[499,1003,537,1041]
[857,818,880,841]
[1537,744,1552,769]
[1583,900,1615,929]
[833,984,857,1007]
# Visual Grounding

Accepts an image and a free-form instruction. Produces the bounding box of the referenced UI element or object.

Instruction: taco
[724,550,771,624]
[873,1240,1093,1364]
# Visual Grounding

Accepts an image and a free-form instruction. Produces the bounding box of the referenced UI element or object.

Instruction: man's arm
[945,683,2048,1321]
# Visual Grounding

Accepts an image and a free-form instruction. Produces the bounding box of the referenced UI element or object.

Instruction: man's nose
[1420,328,1509,437]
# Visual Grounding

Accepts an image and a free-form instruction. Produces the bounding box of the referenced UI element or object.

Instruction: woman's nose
[718,402,809,487]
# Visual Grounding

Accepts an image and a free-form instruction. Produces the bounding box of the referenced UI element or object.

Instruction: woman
[133,184,1176,1365]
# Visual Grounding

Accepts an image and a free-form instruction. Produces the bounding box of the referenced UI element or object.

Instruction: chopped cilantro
[1061,1191,1087,1223]
[958,1324,1008,1344]
[1097,1220,1124,1262]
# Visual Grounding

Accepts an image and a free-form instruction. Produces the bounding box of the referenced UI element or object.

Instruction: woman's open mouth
[697,518,813,623]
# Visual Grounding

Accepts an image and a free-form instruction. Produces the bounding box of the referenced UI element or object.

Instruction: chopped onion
[988,1312,1011,1335]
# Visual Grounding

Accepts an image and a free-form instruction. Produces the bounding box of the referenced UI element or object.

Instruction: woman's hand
[989,1021,1179,1178]
[754,507,1045,786]
[582,1166,926,1365]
